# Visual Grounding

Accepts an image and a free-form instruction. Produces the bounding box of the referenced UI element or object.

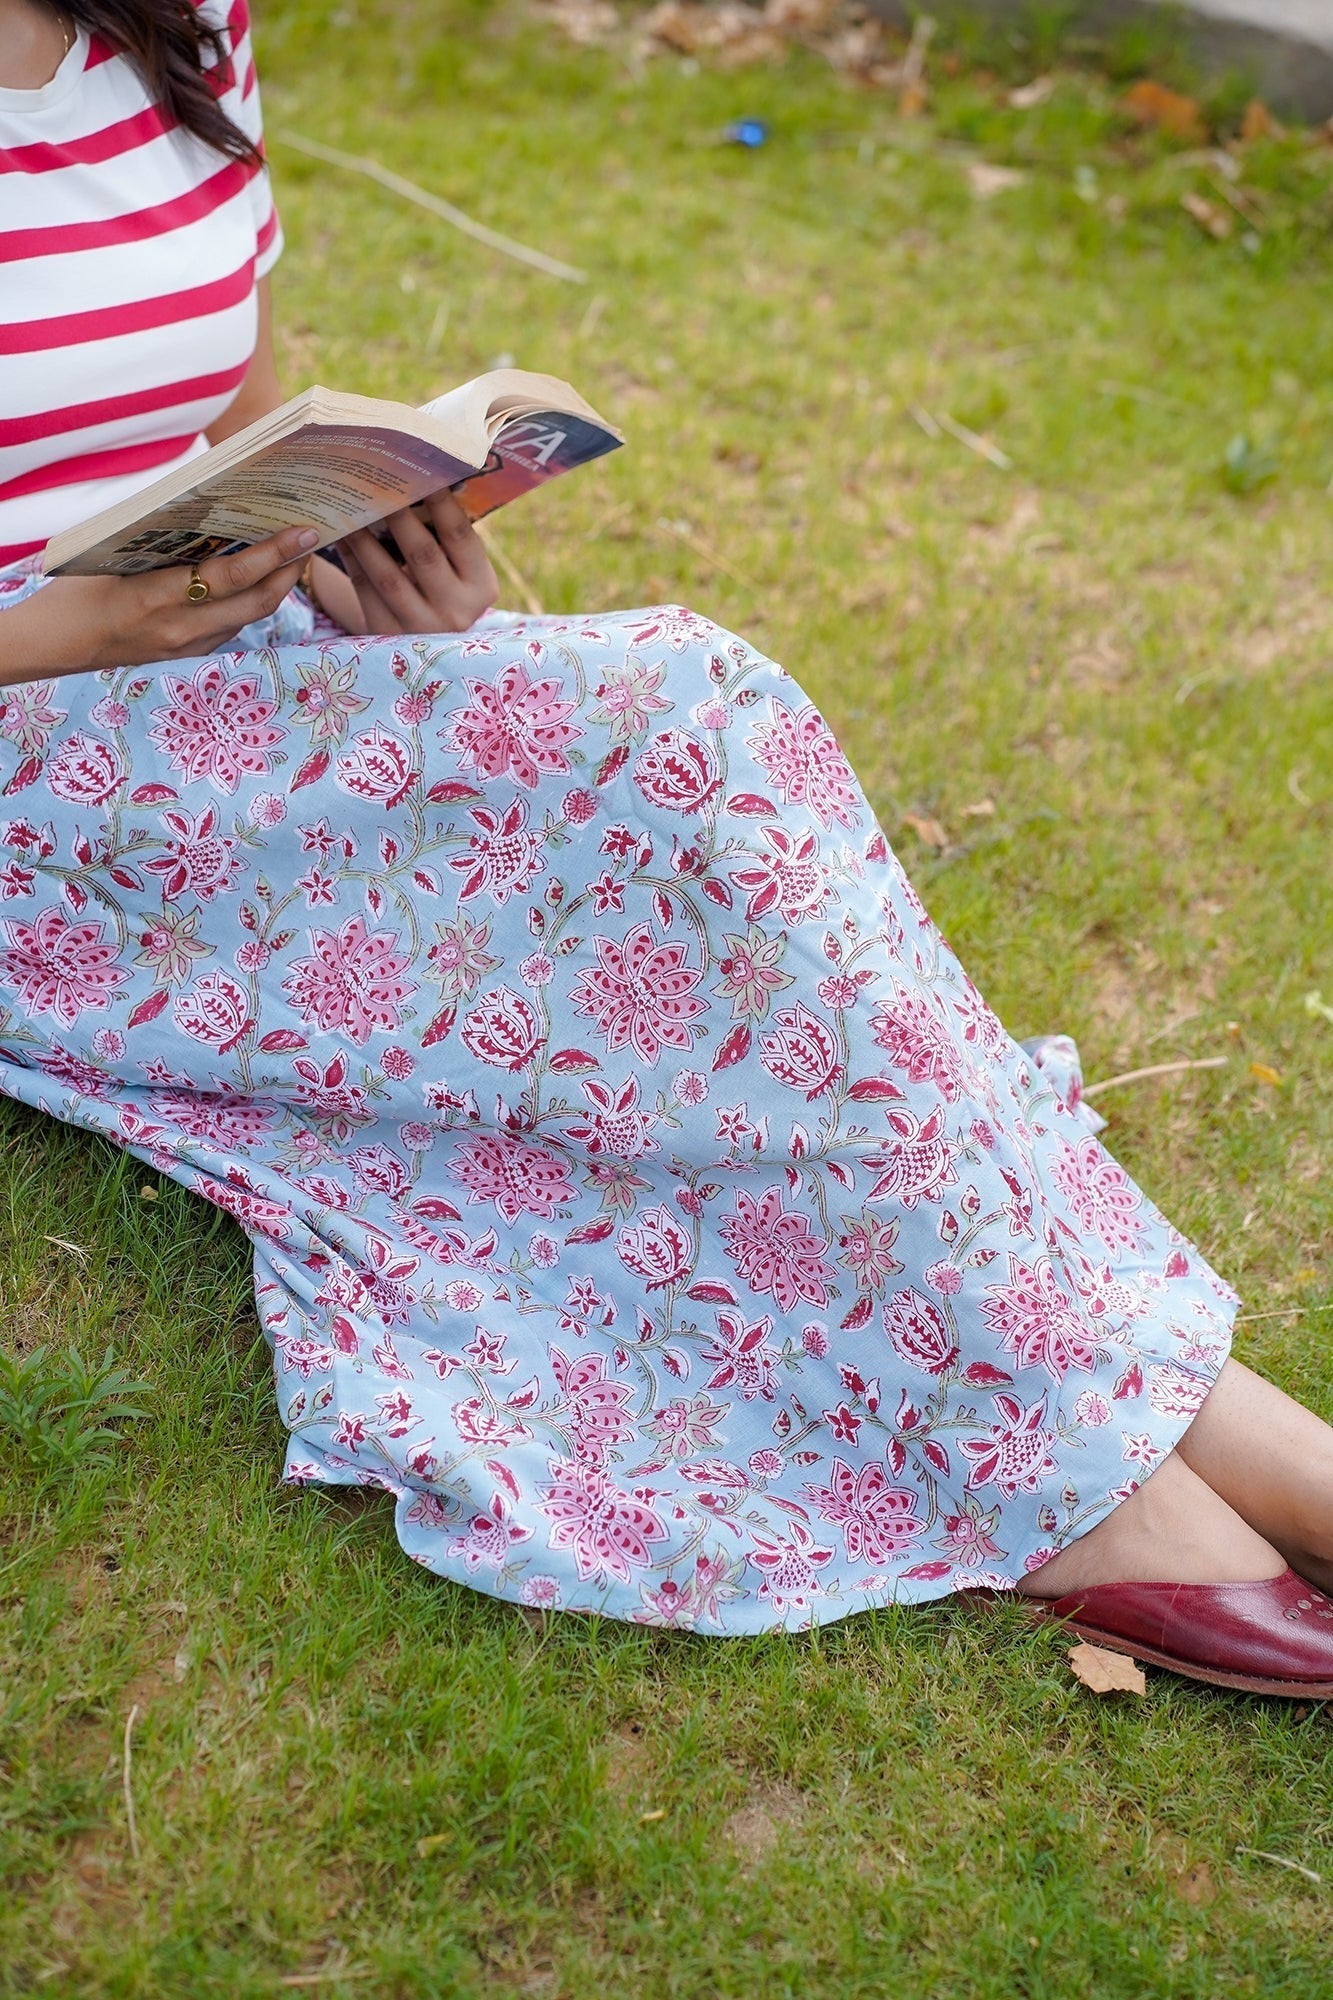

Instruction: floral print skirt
[0,567,1236,1631]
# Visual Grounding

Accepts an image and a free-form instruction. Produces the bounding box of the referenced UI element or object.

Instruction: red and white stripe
[0,0,281,565]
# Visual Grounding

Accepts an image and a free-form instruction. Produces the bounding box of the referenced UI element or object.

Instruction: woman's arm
[205,276,284,445]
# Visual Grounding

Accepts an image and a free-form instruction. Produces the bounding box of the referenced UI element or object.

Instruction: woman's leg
[1017,1448,1286,1599]
[1173,1359,1333,1593]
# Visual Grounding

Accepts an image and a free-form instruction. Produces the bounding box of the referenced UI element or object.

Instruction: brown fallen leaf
[1241,99,1279,143]
[968,162,1027,199]
[1068,1641,1146,1695]
[959,797,996,819]
[901,811,948,850]
[1174,1860,1216,1906]
[1008,75,1054,110]
[1123,79,1206,143]
[1181,192,1231,240]
[1249,1061,1283,1087]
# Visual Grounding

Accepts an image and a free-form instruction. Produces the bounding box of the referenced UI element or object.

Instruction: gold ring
[185,566,211,604]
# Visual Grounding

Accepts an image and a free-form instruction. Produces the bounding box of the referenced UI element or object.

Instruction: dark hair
[64,2,263,164]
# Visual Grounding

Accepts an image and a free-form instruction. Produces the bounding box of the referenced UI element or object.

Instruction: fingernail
[296,528,320,550]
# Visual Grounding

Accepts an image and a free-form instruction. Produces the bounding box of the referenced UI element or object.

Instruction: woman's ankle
[1017,1451,1286,1600]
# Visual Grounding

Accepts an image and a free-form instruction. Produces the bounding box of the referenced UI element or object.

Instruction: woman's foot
[1017,1449,1285,1601]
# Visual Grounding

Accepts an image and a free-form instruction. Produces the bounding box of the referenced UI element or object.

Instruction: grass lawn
[3,4,1333,1992]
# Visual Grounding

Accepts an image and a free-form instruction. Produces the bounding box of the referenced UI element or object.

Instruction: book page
[54,426,476,576]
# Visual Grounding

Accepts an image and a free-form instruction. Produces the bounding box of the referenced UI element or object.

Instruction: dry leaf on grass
[1181,192,1231,241]
[1249,1061,1283,1086]
[968,162,1027,199]
[1008,76,1054,109]
[1123,79,1206,142]
[959,798,996,819]
[901,811,948,850]
[1068,1641,1146,1694]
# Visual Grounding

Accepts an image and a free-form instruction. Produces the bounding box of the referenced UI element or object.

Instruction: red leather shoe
[1027,1567,1333,1697]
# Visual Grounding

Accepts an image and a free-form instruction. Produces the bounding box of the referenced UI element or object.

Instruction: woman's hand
[333,491,498,636]
[0,525,320,684]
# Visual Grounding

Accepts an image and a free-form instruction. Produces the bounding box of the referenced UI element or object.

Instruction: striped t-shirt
[0,1,281,566]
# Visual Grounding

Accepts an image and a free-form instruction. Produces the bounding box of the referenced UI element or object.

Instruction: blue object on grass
[725,118,768,148]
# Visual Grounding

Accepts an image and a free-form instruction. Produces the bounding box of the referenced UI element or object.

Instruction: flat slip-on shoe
[1026,1567,1333,1698]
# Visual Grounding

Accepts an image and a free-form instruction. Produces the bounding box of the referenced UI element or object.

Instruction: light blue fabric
[0,574,1234,1630]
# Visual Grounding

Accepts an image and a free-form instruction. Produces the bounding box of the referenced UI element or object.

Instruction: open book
[42,369,623,577]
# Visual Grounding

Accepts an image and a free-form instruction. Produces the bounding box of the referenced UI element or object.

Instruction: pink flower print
[527,1232,559,1269]
[282,915,417,1046]
[349,1143,413,1202]
[550,1347,636,1464]
[0,863,34,899]
[802,1460,924,1563]
[442,658,582,788]
[747,1518,835,1613]
[959,1393,1060,1500]
[571,921,707,1065]
[0,680,65,755]
[1052,1137,1147,1253]
[393,689,434,727]
[449,797,546,905]
[381,1045,416,1081]
[882,1288,959,1376]
[169,972,252,1056]
[462,985,542,1071]
[860,1106,960,1209]
[980,1254,1100,1383]
[646,1393,729,1458]
[148,1088,274,1150]
[149,659,285,793]
[673,1069,707,1106]
[360,1234,421,1325]
[632,729,720,813]
[290,1050,373,1141]
[448,1132,575,1224]
[297,868,337,909]
[748,1448,783,1479]
[824,1401,861,1444]
[715,924,795,1023]
[563,787,597,825]
[720,1184,833,1312]
[33,1043,113,1098]
[759,1002,842,1099]
[730,824,833,926]
[589,870,625,916]
[521,1574,561,1608]
[1073,1390,1112,1427]
[937,1499,1004,1565]
[1122,1433,1165,1472]
[252,792,286,828]
[1147,1364,1210,1420]
[700,1308,781,1401]
[142,803,241,903]
[236,940,271,972]
[426,914,500,1000]
[836,1209,904,1295]
[802,1322,829,1358]
[869,986,967,1102]
[817,973,862,1010]
[131,906,210,988]
[747,698,859,830]
[564,1074,658,1160]
[588,657,671,746]
[292,654,371,746]
[449,1491,533,1572]
[336,726,418,808]
[616,1203,694,1289]
[925,1260,962,1297]
[90,1027,124,1061]
[519,951,554,987]
[89,695,130,732]
[537,1457,669,1584]
[0,907,128,1027]
[46,732,124,806]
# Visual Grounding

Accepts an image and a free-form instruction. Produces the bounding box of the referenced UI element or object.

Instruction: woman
[3,0,1332,1693]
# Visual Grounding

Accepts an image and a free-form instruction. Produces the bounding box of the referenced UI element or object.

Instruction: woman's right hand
[0,524,321,684]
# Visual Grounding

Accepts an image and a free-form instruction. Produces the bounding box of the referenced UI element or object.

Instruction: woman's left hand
[333,489,498,635]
